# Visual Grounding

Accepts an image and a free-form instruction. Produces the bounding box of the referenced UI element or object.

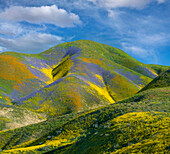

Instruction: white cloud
[0,5,82,27]
[0,46,7,52]
[0,22,48,37]
[108,10,116,18]
[122,43,159,63]
[89,0,153,9]
[157,0,166,4]
[103,9,169,63]
[0,22,23,35]
[88,0,166,9]
[122,43,158,63]
[122,44,151,58]
[139,33,170,45]
[0,32,63,53]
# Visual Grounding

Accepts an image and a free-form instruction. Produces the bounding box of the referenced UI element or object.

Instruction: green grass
[0,110,89,150]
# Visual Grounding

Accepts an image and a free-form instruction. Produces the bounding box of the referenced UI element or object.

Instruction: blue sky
[0,0,169,65]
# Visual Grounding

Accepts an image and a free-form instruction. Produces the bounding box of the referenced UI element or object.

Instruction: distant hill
[146,64,170,75]
[0,40,159,130]
[1,41,158,116]
[138,69,170,93]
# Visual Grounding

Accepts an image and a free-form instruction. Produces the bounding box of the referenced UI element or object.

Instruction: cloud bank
[0,5,81,53]
[0,32,63,53]
[0,5,81,27]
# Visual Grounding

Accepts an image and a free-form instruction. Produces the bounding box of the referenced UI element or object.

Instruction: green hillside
[146,64,170,75]
[0,86,169,153]
[138,69,170,93]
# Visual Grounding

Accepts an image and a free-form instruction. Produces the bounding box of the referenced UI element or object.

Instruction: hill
[138,69,170,93]
[0,40,169,153]
[146,64,170,75]
[1,40,157,115]
[0,86,169,153]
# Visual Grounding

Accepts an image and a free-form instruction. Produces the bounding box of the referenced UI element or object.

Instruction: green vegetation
[146,64,170,75]
[0,87,169,153]
[52,55,73,81]
[0,111,84,150]
[138,69,170,93]
[0,40,169,153]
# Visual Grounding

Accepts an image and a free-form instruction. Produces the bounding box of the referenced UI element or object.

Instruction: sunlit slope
[1,87,169,153]
[9,40,158,116]
[138,69,170,93]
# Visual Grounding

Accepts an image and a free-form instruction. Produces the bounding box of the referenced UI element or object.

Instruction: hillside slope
[0,52,53,104]
[138,69,170,93]
[146,64,170,75]
[1,86,169,153]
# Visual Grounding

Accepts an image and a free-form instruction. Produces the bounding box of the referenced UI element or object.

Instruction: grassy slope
[1,86,169,153]
[0,52,54,131]
[0,112,84,151]
[0,40,169,153]
[138,69,170,93]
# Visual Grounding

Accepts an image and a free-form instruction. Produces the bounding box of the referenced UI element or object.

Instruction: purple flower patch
[115,69,144,85]
[63,46,82,58]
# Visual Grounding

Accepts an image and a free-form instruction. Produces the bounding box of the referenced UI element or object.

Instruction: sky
[0,0,169,65]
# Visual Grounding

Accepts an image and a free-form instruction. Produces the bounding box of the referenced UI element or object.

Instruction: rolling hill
[0,40,169,153]
[0,86,169,153]
[0,40,158,130]
[138,69,170,93]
